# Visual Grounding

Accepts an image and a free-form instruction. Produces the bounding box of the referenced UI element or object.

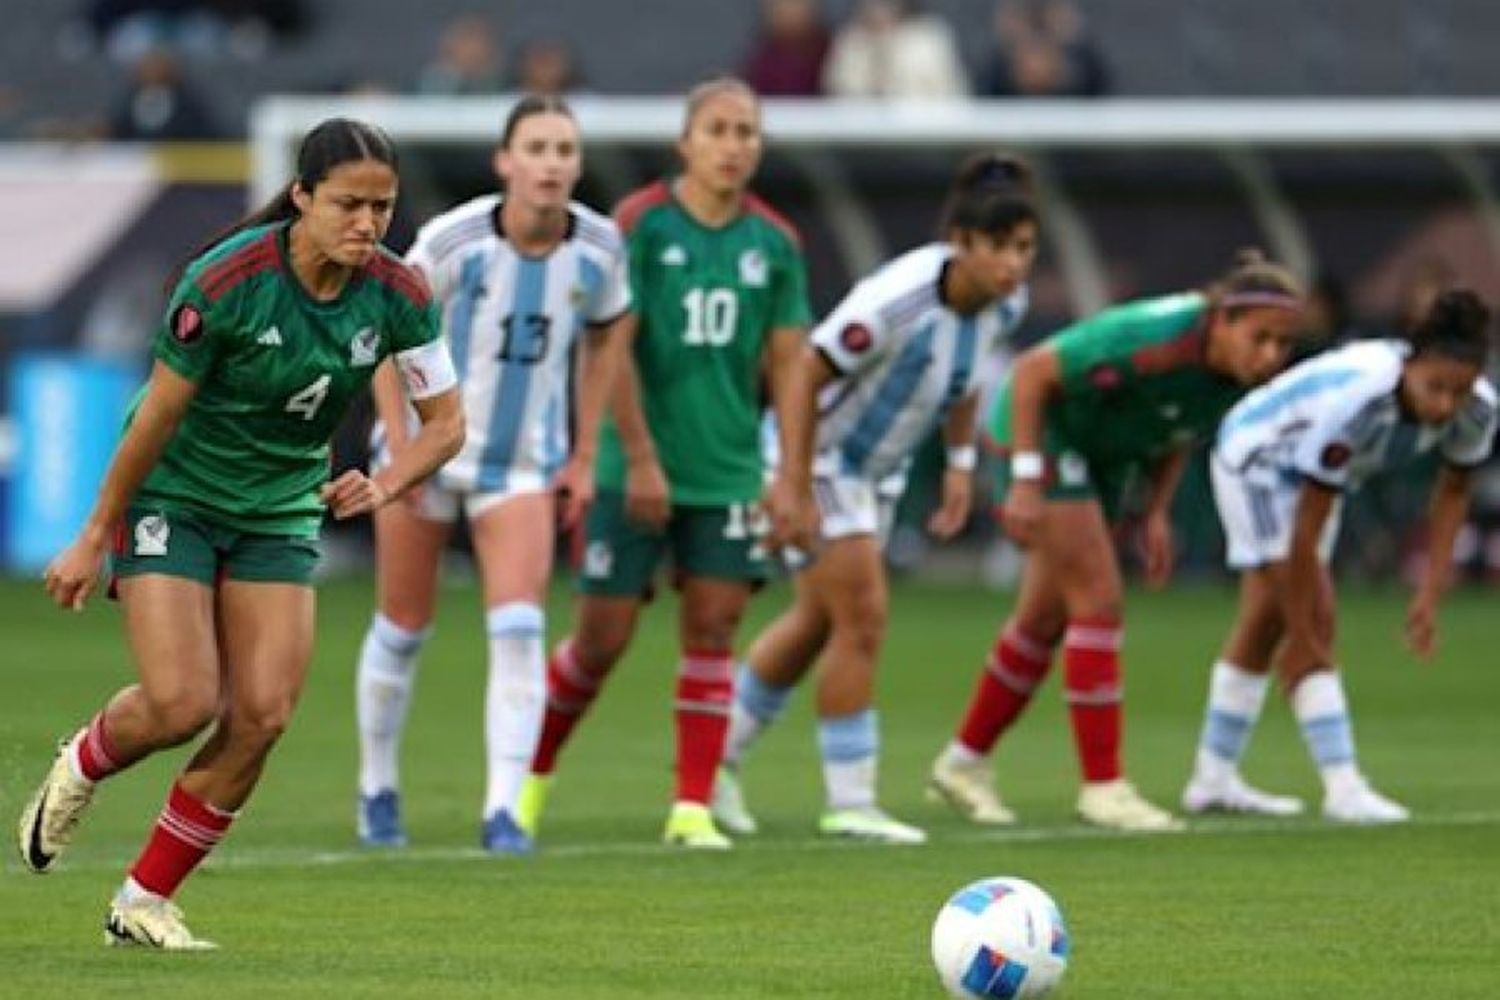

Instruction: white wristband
[1010,451,1045,481]
[946,444,978,472]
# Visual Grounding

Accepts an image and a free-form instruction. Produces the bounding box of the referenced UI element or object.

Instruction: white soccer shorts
[1210,454,1341,570]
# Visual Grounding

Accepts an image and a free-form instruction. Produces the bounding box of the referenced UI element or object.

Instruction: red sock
[674,649,733,804]
[128,782,235,898]
[531,639,601,776]
[74,711,123,783]
[956,626,1056,755]
[1063,617,1124,783]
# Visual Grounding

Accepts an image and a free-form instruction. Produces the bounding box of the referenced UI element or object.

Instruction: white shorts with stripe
[1210,453,1341,571]
[813,470,906,543]
[370,425,548,524]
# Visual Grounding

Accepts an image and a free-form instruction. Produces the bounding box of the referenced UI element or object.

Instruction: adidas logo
[257,327,283,347]
[660,245,687,266]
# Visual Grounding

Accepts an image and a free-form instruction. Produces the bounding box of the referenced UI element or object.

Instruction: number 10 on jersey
[682,287,737,346]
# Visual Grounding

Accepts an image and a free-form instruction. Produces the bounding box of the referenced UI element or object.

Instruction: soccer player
[519,77,811,849]
[713,153,1039,844]
[15,118,463,949]
[1185,289,1496,823]
[930,250,1304,832]
[353,96,630,854]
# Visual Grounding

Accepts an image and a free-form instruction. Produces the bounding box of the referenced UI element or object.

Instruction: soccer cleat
[818,806,928,845]
[926,754,1017,825]
[1077,779,1185,832]
[356,789,406,848]
[662,802,732,850]
[1182,771,1305,817]
[710,766,759,835]
[16,733,96,874]
[105,895,217,951]
[514,773,552,838]
[481,810,534,855]
[1323,779,1410,825]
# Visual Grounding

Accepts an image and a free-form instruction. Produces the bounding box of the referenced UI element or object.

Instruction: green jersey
[136,222,440,537]
[595,180,812,505]
[989,293,1244,468]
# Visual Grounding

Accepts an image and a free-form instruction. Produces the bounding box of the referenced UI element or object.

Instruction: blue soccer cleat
[481,810,534,856]
[357,789,407,848]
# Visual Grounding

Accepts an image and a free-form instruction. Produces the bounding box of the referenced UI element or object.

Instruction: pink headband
[1222,291,1302,312]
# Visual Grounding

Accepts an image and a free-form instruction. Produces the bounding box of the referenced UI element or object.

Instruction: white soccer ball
[930,876,1070,999]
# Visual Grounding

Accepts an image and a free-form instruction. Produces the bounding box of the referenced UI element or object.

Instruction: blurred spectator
[823,0,969,99]
[513,39,583,97]
[417,16,504,95]
[80,0,306,63]
[980,0,1108,97]
[1291,272,1354,362]
[108,48,220,140]
[1396,255,1456,334]
[741,0,832,97]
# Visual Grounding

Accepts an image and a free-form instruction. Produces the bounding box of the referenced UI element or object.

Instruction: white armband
[1010,451,1045,481]
[946,444,978,472]
[395,338,458,401]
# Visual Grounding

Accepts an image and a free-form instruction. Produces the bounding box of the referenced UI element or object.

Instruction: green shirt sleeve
[152,275,226,383]
[771,241,813,330]
[1051,293,1206,394]
[389,295,442,355]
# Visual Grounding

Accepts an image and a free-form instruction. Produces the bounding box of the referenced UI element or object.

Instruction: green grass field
[2,576,1497,998]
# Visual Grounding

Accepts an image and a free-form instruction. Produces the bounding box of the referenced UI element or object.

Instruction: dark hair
[941,152,1037,238]
[1207,247,1304,317]
[1409,288,1492,367]
[682,76,758,134]
[168,117,396,289]
[500,93,574,148]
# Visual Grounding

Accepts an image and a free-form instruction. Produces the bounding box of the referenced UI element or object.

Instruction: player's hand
[763,473,818,553]
[1002,480,1045,548]
[928,468,972,541]
[624,457,670,530]
[1404,593,1439,660]
[43,534,108,612]
[553,455,596,531]
[1139,509,1176,589]
[321,470,391,520]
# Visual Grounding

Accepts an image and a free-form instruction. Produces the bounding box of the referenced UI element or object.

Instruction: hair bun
[1233,247,1267,269]
[963,153,1032,192]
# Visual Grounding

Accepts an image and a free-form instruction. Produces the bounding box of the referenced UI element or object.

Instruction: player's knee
[832,593,886,659]
[230,695,298,750]
[146,685,218,745]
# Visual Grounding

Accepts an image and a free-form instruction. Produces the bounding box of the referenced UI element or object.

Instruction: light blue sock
[818,710,878,810]
[722,664,794,767]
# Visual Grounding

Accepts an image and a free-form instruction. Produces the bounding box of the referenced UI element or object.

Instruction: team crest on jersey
[583,541,614,579]
[1088,364,1122,390]
[840,323,874,354]
[661,244,687,266]
[350,327,381,367]
[134,514,169,557]
[739,249,768,287]
[1320,442,1352,470]
[170,304,204,345]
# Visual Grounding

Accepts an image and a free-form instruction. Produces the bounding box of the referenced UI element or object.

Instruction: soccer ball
[930,876,1070,999]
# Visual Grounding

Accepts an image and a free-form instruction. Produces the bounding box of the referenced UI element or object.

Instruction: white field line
[22,809,1500,875]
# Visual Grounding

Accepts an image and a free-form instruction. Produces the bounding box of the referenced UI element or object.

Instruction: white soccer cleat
[818,806,928,845]
[105,896,218,951]
[17,733,96,874]
[926,754,1017,825]
[710,766,759,836]
[662,802,733,850]
[1077,779,1185,832]
[1182,771,1305,817]
[1323,779,1410,825]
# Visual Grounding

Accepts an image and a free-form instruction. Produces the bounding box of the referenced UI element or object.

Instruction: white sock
[483,603,546,819]
[356,614,430,797]
[1193,660,1271,784]
[1292,670,1360,797]
[722,663,794,768]
[819,710,878,811]
[116,876,161,906]
[939,740,987,769]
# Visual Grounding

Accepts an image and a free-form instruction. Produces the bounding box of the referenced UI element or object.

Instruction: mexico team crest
[739,249,768,287]
[134,514,169,557]
[350,327,381,367]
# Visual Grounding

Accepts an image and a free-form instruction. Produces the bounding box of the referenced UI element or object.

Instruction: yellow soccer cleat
[514,773,553,838]
[926,753,1017,826]
[105,896,218,951]
[1077,779,1185,832]
[17,733,96,874]
[662,802,732,850]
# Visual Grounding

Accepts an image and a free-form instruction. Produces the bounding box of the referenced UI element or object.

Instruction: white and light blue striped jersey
[810,243,1028,479]
[399,194,630,493]
[1216,339,1497,492]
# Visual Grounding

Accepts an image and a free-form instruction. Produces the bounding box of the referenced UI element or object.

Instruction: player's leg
[110,570,315,951]
[17,509,222,876]
[1278,564,1408,823]
[469,489,555,854]
[1042,497,1182,831]
[932,548,1066,825]
[354,492,452,846]
[803,533,924,844]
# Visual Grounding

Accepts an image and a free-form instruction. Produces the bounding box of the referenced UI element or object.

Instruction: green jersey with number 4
[135,222,440,537]
[595,180,812,505]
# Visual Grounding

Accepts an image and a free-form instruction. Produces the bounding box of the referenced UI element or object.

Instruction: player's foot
[17,733,96,874]
[926,754,1017,825]
[710,766,758,835]
[662,802,732,850]
[356,789,406,848]
[104,895,217,951]
[515,773,552,838]
[1077,779,1185,832]
[1323,778,1410,825]
[481,810,534,855]
[1181,771,1304,817]
[818,806,928,845]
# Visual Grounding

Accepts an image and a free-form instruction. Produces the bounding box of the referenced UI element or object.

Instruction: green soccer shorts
[577,491,770,597]
[111,505,321,588]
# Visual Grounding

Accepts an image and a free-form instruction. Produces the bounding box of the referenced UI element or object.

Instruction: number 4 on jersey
[285,374,331,421]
